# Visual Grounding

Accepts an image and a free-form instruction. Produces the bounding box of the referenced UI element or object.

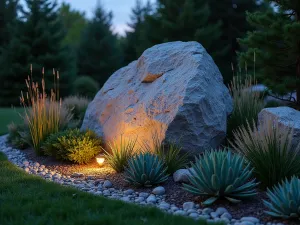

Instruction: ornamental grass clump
[124,152,169,187]
[264,176,300,220]
[227,74,264,140]
[20,67,72,155]
[143,132,189,174]
[183,149,258,205]
[103,136,137,172]
[230,118,300,188]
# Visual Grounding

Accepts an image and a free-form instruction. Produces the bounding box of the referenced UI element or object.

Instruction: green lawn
[0,152,221,225]
[0,107,24,135]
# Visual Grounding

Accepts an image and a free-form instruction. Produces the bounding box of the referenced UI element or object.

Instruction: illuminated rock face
[81,41,233,154]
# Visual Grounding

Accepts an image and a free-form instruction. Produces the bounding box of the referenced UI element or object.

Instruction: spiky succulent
[183,149,258,205]
[124,152,169,187]
[264,176,300,220]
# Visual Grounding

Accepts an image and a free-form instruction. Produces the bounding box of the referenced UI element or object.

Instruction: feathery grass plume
[20,66,72,155]
[230,118,300,188]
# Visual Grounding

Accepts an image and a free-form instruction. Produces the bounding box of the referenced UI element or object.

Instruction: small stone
[23,161,29,166]
[174,210,187,216]
[215,207,228,216]
[220,212,232,220]
[202,208,213,215]
[183,201,195,210]
[146,194,156,203]
[34,162,40,167]
[219,218,230,224]
[152,186,165,195]
[173,169,192,183]
[241,217,260,224]
[199,215,210,220]
[135,197,145,203]
[187,209,197,214]
[71,172,84,178]
[139,192,149,198]
[210,212,219,218]
[103,180,113,188]
[189,213,199,219]
[120,196,131,202]
[40,165,45,169]
[103,190,110,196]
[171,206,179,211]
[124,189,134,195]
[24,167,29,172]
[159,202,170,210]
[240,222,254,225]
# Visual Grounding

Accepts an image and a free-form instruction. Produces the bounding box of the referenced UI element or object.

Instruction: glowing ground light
[96,155,105,166]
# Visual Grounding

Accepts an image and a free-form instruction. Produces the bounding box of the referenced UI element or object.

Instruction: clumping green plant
[63,96,90,128]
[183,149,258,205]
[20,68,73,154]
[264,176,300,220]
[42,129,101,164]
[103,136,137,172]
[230,118,300,188]
[227,75,264,140]
[124,152,169,187]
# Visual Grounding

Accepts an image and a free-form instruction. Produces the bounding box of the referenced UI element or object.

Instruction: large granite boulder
[258,107,300,148]
[81,41,233,154]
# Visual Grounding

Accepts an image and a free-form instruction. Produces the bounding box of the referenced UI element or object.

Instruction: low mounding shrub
[63,96,90,128]
[183,149,258,205]
[230,118,300,188]
[42,129,101,164]
[73,76,99,99]
[124,152,169,187]
[227,75,264,140]
[103,136,137,172]
[7,123,30,149]
[20,69,73,154]
[264,176,300,220]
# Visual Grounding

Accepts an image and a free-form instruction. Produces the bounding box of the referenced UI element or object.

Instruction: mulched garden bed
[21,146,298,225]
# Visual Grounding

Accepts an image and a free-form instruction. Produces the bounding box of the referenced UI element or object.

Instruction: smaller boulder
[173,168,193,183]
[258,107,300,148]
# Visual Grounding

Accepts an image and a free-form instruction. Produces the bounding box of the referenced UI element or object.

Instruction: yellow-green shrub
[42,129,102,164]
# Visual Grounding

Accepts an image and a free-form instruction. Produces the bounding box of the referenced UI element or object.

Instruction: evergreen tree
[122,0,152,65]
[59,2,87,48]
[238,0,300,105]
[0,0,19,53]
[77,3,122,88]
[208,0,262,83]
[0,0,73,106]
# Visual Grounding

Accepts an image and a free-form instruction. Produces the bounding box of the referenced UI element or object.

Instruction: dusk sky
[21,0,155,36]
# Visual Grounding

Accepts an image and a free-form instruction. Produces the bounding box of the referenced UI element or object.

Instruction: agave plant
[183,149,258,205]
[264,176,300,220]
[124,152,169,187]
[103,136,137,172]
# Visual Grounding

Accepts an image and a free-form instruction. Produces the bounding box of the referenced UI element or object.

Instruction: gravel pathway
[0,135,290,225]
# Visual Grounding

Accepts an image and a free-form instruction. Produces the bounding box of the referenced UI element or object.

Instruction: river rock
[81,41,232,154]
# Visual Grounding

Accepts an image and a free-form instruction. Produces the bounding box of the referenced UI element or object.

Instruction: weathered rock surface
[258,107,300,148]
[81,41,233,154]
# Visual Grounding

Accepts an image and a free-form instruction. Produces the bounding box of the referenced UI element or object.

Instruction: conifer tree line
[0,0,299,106]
